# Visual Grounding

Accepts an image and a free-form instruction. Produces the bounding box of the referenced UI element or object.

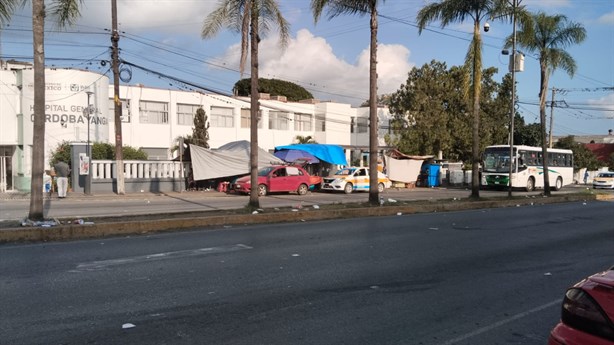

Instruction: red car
[548,267,614,345]
[232,165,317,196]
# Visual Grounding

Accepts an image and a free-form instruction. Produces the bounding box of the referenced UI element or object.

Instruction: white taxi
[592,171,614,189]
[321,167,392,194]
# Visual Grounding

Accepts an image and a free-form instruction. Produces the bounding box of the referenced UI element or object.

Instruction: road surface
[1,200,613,344]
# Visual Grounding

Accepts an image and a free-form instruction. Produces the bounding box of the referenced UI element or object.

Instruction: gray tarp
[190,141,283,181]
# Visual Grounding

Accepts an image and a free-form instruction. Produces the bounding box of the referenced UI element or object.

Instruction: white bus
[482,145,574,192]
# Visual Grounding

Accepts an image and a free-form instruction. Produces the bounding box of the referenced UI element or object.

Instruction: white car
[592,172,614,189]
[321,167,392,194]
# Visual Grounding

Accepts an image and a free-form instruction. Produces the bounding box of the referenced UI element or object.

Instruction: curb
[1,193,607,244]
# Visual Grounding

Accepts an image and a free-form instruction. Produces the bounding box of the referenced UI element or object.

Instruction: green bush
[49,141,149,169]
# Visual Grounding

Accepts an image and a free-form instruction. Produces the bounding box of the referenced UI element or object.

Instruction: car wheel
[344,182,353,194]
[525,177,535,192]
[297,184,308,195]
[378,183,385,193]
[554,177,563,191]
[258,184,267,196]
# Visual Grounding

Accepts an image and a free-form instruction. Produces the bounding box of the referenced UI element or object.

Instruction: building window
[108,98,131,123]
[177,104,200,126]
[269,111,289,130]
[315,114,326,132]
[139,101,168,124]
[240,108,262,128]
[356,117,368,133]
[211,106,234,128]
[294,113,312,131]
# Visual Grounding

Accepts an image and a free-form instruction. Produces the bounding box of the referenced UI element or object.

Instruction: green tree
[312,0,384,205]
[202,0,290,209]
[513,114,541,146]
[554,136,600,171]
[387,61,509,163]
[191,108,210,149]
[234,78,313,101]
[417,0,520,199]
[294,135,316,144]
[506,12,586,195]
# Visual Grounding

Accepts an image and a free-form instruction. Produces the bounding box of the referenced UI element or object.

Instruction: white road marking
[440,299,561,345]
[71,244,252,272]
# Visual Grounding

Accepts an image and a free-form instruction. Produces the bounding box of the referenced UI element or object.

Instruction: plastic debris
[252,210,259,214]
[396,212,402,216]
[544,272,552,276]
[122,323,136,329]
[313,205,320,209]
[388,198,397,203]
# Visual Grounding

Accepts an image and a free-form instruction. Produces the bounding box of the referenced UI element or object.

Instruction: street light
[84,91,94,195]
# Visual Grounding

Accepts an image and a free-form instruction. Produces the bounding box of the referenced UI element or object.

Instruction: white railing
[91,160,187,180]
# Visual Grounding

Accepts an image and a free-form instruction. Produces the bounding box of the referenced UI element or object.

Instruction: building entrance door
[0,146,15,192]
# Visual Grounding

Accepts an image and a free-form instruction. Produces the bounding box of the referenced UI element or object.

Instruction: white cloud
[78,1,214,34]
[597,11,614,25]
[588,93,614,119]
[209,29,414,105]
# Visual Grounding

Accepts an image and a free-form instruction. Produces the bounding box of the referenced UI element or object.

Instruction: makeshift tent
[384,149,433,183]
[190,141,283,181]
[274,144,347,165]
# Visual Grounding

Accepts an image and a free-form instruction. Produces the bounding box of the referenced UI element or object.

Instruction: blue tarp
[274,144,348,165]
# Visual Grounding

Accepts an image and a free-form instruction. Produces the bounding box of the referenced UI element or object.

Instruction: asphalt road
[1,200,613,344]
[0,185,603,221]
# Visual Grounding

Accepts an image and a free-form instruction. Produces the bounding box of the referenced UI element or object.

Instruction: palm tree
[2,0,83,220]
[505,12,586,196]
[311,0,383,205]
[202,0,289,209]
[417,0,516,199]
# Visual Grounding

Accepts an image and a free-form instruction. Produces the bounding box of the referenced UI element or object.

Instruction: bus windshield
[483,148,514,173]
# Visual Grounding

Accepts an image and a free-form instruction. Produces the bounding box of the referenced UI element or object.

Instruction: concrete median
[1,192,610,243]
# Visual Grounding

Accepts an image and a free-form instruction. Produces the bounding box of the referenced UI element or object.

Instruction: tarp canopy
[190,141,283,181]
[274,149,320,163]
[274,144,347,165]
[384,150,430,183]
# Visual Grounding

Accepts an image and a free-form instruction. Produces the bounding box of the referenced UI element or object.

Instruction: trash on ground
[388,198,397,203]
[313,205,320,209]
[122,323,136,329]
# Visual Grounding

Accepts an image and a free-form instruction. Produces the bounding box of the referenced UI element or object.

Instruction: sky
[1,0,613,137]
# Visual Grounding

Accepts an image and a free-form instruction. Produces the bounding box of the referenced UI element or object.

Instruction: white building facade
[1,63,391,192]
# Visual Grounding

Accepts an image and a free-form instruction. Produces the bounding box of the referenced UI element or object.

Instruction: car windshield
[258,167,275,176]
[335,168,356,176]
[597,172,614,178]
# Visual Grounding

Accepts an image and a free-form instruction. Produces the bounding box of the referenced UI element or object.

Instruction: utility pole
[111,0,125,195]
[549,88,556,148]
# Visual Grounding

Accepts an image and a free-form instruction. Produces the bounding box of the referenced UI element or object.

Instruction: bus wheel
[525,177,535,192]
[554,177,563,191]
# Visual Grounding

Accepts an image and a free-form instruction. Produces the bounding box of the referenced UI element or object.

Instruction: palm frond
[49,0,82,28]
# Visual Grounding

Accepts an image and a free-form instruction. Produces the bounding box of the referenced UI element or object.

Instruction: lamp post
[84,91,94,195]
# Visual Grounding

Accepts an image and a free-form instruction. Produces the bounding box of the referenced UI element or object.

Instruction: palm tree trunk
[28,0,45,220]
[248,1,260,209]
[470,21,482,199]
[368,5,379,205]
[539,62,551,195]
